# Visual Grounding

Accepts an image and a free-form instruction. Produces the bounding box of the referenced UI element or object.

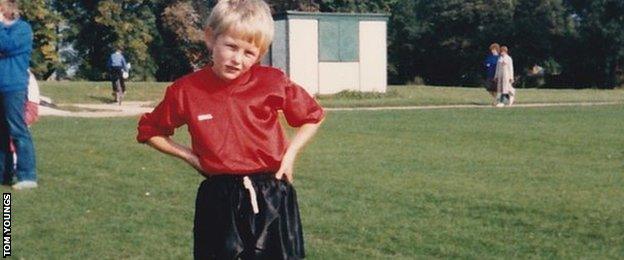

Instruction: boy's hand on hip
[274,120,324,183]
[184,153,203,172]
[275,152,296,183]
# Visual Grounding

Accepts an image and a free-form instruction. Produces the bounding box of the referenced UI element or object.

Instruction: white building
[264,11,389,95]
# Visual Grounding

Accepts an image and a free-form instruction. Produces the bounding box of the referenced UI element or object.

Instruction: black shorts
[194,173,305,259]
[485,78,497,92]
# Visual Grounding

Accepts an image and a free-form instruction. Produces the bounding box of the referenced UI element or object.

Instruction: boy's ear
[204,28,214,49]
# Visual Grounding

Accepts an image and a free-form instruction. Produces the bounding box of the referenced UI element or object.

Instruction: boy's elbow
[308,117,325,128]
[144,136,165,147]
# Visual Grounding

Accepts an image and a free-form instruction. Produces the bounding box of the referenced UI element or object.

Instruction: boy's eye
[245,51,257,57]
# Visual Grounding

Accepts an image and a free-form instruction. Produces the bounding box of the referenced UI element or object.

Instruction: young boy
[137,0,325,259]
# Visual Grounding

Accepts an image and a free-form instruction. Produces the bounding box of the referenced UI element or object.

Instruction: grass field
[39,81,624,107]
[6,103,623,258]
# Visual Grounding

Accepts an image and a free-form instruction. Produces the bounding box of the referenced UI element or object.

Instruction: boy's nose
[231,51,243,64]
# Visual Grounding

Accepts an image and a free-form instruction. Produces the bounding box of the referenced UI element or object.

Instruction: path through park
[38,101,622,118]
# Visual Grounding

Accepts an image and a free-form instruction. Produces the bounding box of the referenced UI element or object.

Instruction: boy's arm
[275,118,325,182]
[277,71,326,182]
[137,83,197,169]
[146,136,202,172]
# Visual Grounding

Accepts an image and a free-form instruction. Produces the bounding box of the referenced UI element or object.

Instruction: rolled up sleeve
[282,78,325,127]
[137,84,186,143]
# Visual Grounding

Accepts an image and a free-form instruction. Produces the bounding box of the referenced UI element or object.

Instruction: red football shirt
[137,65,325,175]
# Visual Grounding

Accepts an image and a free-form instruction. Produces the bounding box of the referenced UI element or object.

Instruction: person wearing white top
[494,46,516,106]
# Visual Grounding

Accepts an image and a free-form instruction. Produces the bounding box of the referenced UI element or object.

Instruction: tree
[96,1,158,80]
[54,0,158,81]
[269,0,319,12]
[20,0,61,79]
[564,0,624,88]
[509,0,573,87]
[385,0,574,87]
[318,0,394,13]
[386,0,419,84]
[393,0,517,85]
[161,1,208,71]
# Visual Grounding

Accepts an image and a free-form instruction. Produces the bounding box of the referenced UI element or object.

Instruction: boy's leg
[193,175,305,260]
[194,180,217,259]
[1,90,36,182]
[194,178,245,260]
[246,178,305,259]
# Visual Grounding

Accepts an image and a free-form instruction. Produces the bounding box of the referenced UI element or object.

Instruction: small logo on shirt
[197,114,213,121]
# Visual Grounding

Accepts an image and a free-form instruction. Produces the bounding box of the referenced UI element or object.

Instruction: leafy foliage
[160,1,208,71]
[26,0,624,87]
[20,0,60,79]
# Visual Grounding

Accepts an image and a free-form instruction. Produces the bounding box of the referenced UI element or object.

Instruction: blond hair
[500,46,509,54]
[206,0,274,58]
[0,0,20,20]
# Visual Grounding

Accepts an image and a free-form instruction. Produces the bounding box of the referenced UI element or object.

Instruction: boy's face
[209,33,261,82]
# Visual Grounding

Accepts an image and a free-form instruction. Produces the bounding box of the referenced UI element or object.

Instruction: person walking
[494,46,515,107]
[484,43,500,105]
[108,47,128,101]
[0,0,38,189]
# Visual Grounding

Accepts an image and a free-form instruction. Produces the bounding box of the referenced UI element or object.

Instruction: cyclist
[107,47,128,102]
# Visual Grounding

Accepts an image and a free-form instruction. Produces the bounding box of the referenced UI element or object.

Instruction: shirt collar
[205,64,255,90]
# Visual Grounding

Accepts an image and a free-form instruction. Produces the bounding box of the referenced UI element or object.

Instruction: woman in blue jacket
[484,43,500,105]
[0,0,37,189]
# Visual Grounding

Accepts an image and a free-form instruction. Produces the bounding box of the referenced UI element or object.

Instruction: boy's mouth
[225,65,240,72]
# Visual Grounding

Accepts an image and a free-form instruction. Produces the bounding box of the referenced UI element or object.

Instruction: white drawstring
[242,176,259,214]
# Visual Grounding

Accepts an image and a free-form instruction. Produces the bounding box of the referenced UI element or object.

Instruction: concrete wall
[288,19,318,95]
[359,21,387,92]
[270,19,288,72]
[318,62,359,94]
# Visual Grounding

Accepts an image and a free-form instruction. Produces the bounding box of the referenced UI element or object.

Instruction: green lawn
[7,104,623,258]
[40,81,624,107]
[39,81,169,104]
